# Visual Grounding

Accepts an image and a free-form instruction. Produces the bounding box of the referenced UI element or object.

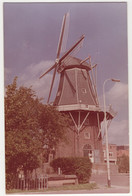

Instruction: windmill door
[83,144,94,163]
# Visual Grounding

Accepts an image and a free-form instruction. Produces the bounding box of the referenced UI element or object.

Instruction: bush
[50,157,92,183]
[117,154,129,173]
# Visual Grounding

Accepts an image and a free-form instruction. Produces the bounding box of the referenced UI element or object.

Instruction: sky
[3,2,129,145]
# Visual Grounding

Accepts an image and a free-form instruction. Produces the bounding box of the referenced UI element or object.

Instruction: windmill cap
[59,55,91,72]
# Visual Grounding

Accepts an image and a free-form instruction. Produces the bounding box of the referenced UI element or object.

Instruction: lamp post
[103,78,120,188]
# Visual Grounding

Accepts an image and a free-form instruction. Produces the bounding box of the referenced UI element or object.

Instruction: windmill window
[84,132,90,139]
[81,88,87,94]
[109,152,113,157]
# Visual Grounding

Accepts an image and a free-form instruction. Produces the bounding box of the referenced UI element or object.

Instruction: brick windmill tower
[40,13,115,164]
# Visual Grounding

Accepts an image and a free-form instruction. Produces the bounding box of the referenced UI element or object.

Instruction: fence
[15,176,48,190]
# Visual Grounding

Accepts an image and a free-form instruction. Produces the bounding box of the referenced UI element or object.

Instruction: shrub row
[50,157,92,183]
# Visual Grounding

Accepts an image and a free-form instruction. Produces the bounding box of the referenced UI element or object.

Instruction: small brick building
[103,144,117,164]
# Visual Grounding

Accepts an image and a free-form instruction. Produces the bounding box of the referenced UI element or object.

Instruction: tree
[117,154,129,173]
[5,77,42,188]
[5,77,70,189]
[39,104,70,159]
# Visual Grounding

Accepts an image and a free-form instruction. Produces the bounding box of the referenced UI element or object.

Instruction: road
[90,172,130,187]
[44,173,130,194]
[45,173,130,194]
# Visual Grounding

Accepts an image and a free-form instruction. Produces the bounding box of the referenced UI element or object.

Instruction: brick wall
[55,125,104,164]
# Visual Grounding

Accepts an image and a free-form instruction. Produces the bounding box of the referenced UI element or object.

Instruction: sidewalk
[43,187,129,194]
[44,173,130,194]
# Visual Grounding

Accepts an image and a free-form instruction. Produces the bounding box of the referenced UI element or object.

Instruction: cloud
[18,60,57,101]
[101,119,129,145]
[99,82,128,112]
[106,82,128,110]
[108,119,129,145]
[99,82,129,145]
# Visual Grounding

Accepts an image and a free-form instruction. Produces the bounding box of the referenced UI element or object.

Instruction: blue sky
[3,2,129,145]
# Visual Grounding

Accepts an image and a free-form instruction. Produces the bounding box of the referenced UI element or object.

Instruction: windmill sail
[47,65,57,103]
[61,37,84,66]
[40,13,70,103]
[57,12,70,56]
[40,14,84,103]
[39,63,56,79]
[57,35,85,72]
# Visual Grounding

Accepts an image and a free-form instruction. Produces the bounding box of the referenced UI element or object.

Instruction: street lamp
[103,78,120,188]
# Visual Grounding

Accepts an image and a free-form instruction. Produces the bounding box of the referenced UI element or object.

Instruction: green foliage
[50,157,92,183]
[7,152,39,174]
[5,77,42,189]
[5,77,70,189]
[117,154,129,173]
[39,105,70,153]
[5,77,41,133]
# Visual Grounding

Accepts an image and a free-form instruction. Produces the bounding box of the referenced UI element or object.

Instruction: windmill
[40,13,115,163]
[40,13,85,103]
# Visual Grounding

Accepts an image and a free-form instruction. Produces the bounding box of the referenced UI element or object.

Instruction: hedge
[50,157,92,183]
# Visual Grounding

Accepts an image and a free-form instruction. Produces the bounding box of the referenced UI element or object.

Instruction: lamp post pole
[103,78,120,188]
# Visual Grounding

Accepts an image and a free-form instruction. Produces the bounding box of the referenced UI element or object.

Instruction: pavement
[90,172,130,186]
[38,186,129,194]
[41,173,130,194]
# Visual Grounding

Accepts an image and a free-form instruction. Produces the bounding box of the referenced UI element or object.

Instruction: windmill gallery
[39,13,115,166]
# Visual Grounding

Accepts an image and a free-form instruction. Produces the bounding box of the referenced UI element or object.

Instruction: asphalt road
[90,173,130,187]
[42,173,130,194]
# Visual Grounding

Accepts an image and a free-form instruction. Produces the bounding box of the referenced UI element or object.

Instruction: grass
[6,183,98,194]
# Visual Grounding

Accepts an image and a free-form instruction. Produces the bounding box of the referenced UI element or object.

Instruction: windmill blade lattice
[61,36,84,66]
[57,12,70,56]
[39,63,56,79]
[39,13,85,104]
[40,13,70,103]
[57,35,85,72]
[47,65,57,103]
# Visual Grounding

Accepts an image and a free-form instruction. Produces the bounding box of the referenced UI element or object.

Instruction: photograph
[2,1,130,194]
